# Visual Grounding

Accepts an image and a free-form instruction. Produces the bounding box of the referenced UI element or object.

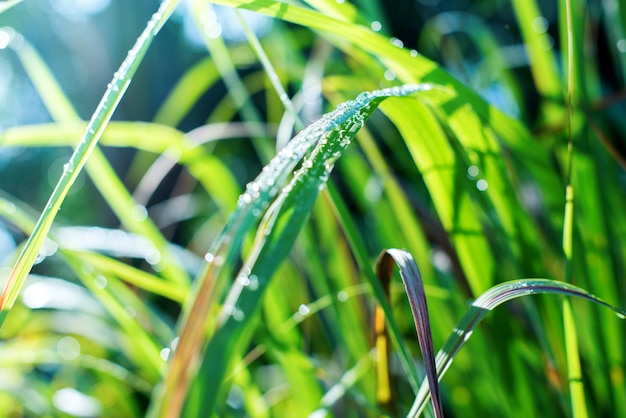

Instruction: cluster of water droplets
[213,85,435,327]
[235,84,433,213]
[467,165,488,192]
[160,336,180,362]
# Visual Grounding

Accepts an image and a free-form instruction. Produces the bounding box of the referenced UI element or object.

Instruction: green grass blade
[6,22,191,284]
[61,252,164,382]
[377,249,444,418]
[563,299,588,418]
[379,97,488,294]
[0,122,241,215]
[235,9,302,131]
[72,251,187,303]
[149,85,430,417]
[0,0,181,329]
[510,0,561,102]
[409,279,626,416]
[84,147,190,285]
[0,194,168,383]
[191,0,274,161]
[560,0,589,415]
[325,180,421,393]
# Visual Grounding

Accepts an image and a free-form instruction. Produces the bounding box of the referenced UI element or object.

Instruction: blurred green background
[1,0,626,416]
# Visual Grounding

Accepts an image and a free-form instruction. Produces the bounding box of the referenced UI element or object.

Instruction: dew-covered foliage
[1,0,625,417]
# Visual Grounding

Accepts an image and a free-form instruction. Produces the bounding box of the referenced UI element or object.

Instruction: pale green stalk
[235,9,303,131]
[561,0,587,414]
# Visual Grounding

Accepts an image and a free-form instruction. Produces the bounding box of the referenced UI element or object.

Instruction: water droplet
[467,165,479,178]
[95,275,107,289]
[370,21,382,32]
[4,201,16,214]
[34,252,46,264]
[160,348,171,361]
[532,16,548,34]
[145,249,161,265]
[131,205,148,222]
[476,179,489,191]
[431,248,452,272]
[224,304,236,315]
[233,309,245,322]
[170,337,179,350]
[356,92,372,102]
[298,304,311,316]
[248,275,259,290]
[618,39,626,53]
[57,336,81,361]
[410,49,419,57]
[0,28,13,49]
[238,275,251,287]
[204,252,215,263]
[63,163,74,174]
[214,255,224,266]
[384,69,396,81]
[204,22,222,39]
[337,291,349,302]
[240,193,253,205]
[462,330,474,342]
[390,37,404,48]
[364,177,382,202]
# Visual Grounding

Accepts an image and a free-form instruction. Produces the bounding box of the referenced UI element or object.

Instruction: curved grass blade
[376,249,444,418]
[409,279,626,417]
[149,84,431,417]
[0,0,181,329]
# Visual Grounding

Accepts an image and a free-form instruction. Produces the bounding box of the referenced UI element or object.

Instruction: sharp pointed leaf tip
[377,249,444,418]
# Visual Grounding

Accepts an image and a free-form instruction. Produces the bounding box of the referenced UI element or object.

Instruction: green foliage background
[0,0,625,416]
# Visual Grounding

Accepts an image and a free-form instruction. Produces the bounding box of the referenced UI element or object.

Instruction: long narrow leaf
[0,0,181,328]
[409,279,626,416]
[376,249,444,418]
[150,84,432,417]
